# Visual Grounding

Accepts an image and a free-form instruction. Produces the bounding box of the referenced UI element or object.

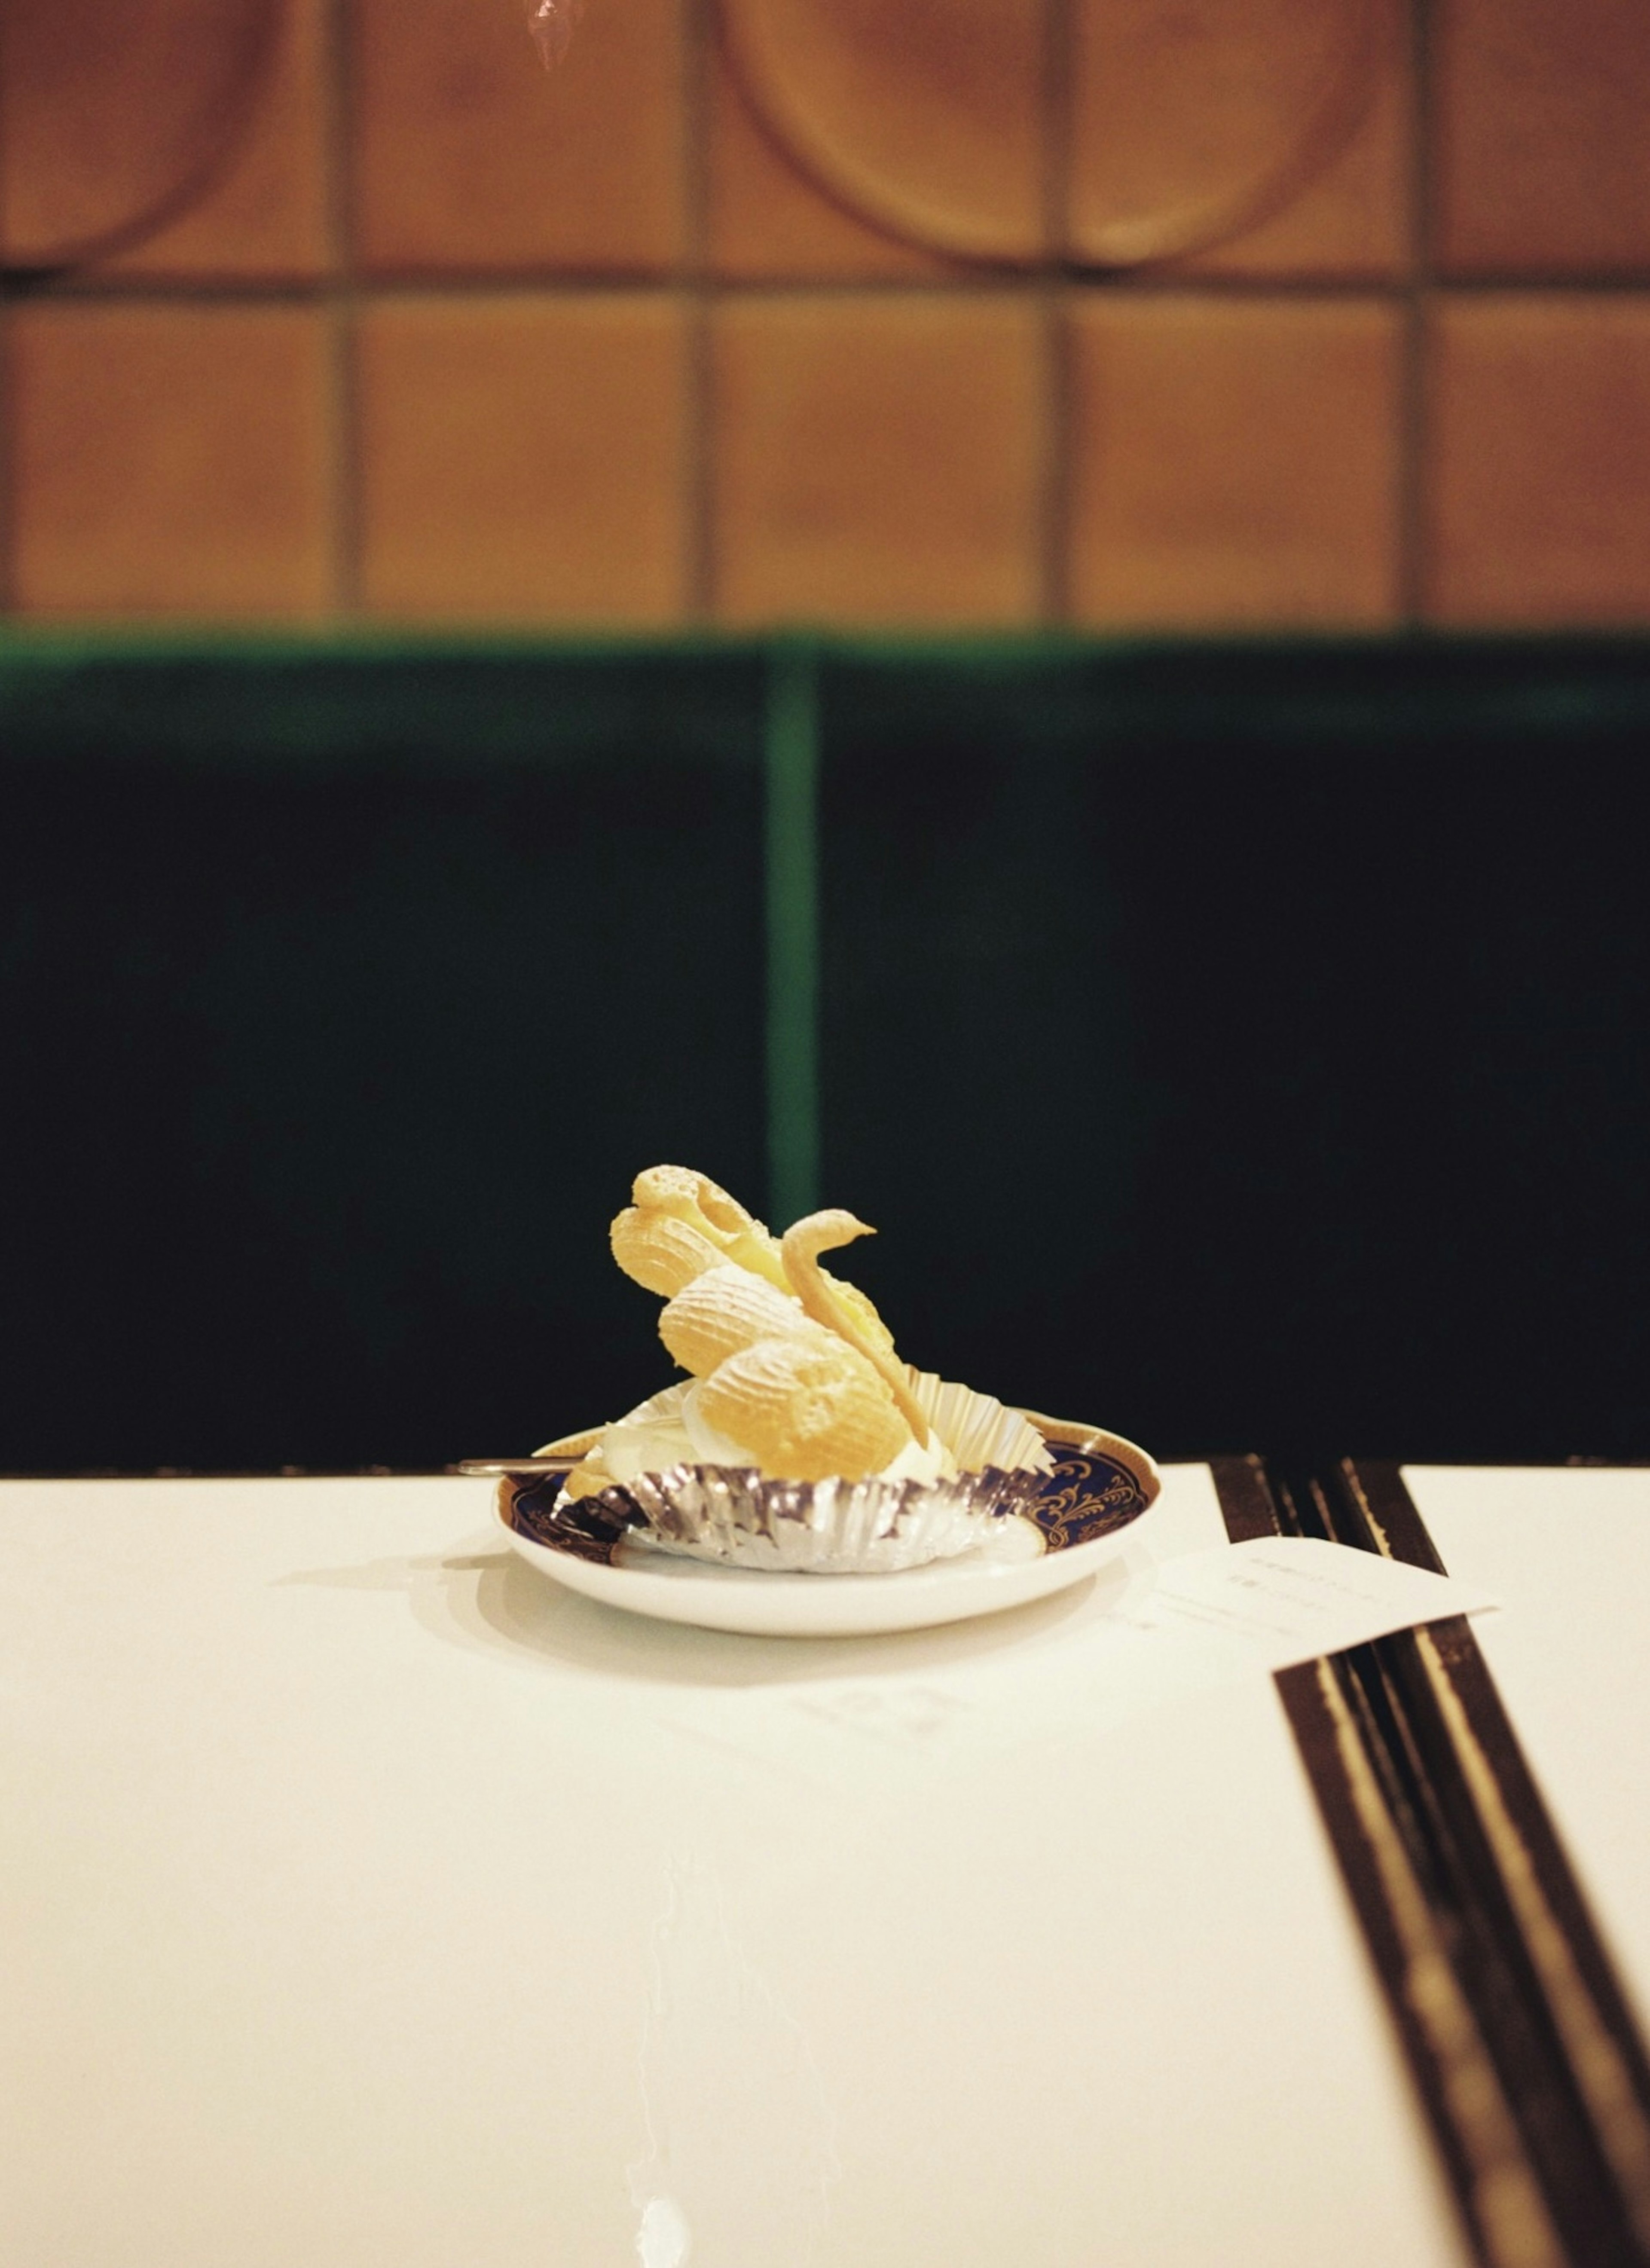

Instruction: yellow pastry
[612,1165,789,1293]
[571,1166,954,1486]
[532,1166,1079,1577]
[607,1207,724,1298]
[693,1332,911,1483]
[780,1210,929,1444]
[657,1262,815,1379]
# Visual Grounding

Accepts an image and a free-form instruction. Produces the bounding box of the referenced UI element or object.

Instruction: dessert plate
[494,1440,1157,1637]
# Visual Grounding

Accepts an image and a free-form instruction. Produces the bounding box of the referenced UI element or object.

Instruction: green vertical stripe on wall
[764,640,822,1230]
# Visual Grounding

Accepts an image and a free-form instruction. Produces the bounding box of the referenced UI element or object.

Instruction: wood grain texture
[95,0,330,281]
[1068,0,1383,266]
[1435,0,1650,276]
[10,301,333,618]
[1066,294,1402,628]
[1428,296,1650,626]
[0,0,279,266]
[719,0,1045,261]
[711,293,1045,624]
[355,294,688,623]
[352,0,682,273]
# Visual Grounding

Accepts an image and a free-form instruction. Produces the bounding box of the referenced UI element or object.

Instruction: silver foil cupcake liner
[571,1369,1056,1575]
[613,1458,1047,1575]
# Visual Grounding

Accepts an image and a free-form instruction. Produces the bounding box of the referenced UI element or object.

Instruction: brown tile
[356,295,686,623]
[0,0,277,265]
[1182,9,1409,280]
[707,38,952,279]
[1428,296,1650,624]
[712,293,1045,625]
[720,0,1044,262]
[1070,0,1406,277]
[1067,295,1401,628]
[353,0,681,274]
[1436,0,1650,275]
[11,303,333,619]
[98,0,331,280]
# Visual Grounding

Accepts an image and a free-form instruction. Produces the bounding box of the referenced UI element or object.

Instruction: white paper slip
[1114,1534,1498,1669]
[637,1531,1500,1804]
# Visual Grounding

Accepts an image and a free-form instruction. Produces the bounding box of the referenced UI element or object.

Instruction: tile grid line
[683,0,715,621]
[0,55,12,617]
[1398,0,1435,627]
[1039,0,1075,627]
[322,0,361,616]
[33,272,1607,305]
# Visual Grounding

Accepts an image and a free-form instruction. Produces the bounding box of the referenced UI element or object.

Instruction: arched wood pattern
[719,0,1381,269]
[1070,0,1384,264]
[0,0,281,269]
[721,0,1048,263]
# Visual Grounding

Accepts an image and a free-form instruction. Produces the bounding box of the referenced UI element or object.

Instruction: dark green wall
[3,635,1647,1468]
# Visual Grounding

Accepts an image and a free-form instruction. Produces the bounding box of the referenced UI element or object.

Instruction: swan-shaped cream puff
[589,1167,931,1486]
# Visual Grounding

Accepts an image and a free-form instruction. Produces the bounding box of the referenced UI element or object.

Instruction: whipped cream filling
[598,1379,957,1488]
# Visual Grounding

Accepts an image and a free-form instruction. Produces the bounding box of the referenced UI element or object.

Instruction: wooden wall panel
[3,0,1648,630]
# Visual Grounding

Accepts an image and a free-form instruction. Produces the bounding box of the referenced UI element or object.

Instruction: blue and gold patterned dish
[492,1428,1159,1637]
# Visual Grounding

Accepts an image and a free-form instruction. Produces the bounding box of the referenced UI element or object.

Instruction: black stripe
[1212,1457,1650,2268]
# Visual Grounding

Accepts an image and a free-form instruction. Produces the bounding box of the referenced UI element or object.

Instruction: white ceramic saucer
[495,1436,1158,1637]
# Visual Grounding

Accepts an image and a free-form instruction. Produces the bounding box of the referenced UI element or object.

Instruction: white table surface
[0,1467,1465,2268]
[1404,1464,1650,2036]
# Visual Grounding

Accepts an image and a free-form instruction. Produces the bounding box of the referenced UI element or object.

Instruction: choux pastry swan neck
[781,1210,930,1447]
